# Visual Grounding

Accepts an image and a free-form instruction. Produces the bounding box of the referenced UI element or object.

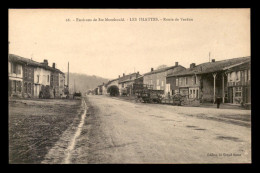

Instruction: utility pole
[67,62,69,91]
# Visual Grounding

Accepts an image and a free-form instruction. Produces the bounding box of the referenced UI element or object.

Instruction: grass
[8,98,82,164]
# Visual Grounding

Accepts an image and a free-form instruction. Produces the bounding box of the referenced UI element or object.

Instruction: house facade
[8,55,24,97]
[225,60,251,104]
[8,54,65,99]
[34,65,51,98]
[23,64,34,98]
[106,78,119,94]
[166,57,250,103]
[143,62,186,96]
[118,72,141,96]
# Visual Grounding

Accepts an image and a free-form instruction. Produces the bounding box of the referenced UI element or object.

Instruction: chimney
[118,75,120,78]
[136,71,139,78]
[123,73,125,76]
[151,68,154,72]
[43,59,48,66]
[175,62,178,66]
[52,63,56,68]
[212,59,215,62]
[190,63,196,69]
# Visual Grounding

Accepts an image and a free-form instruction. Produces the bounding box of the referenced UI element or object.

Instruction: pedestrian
[216,96,221,108]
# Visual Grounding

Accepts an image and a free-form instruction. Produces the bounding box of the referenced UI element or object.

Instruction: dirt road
[70,95,251,164]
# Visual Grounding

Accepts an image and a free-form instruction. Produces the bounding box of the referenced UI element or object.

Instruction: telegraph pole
[67,62,69,91]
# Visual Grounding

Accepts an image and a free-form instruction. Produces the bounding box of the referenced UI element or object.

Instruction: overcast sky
[9,9,250,79]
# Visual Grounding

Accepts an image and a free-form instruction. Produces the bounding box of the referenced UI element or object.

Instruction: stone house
[143,62,186,96]
[8,54,24,98]
[224,59,251,104]
[8,54,65,99]
[166,56,250,103]
[118,72,141,96]
[106,78,119,95]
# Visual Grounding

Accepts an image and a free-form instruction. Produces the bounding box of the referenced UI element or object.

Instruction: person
[216,96,221,108]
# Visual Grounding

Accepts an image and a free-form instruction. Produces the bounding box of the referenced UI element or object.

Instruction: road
[63,95,250,164]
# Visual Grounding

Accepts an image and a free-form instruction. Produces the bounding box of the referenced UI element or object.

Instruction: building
[106,78,119,94]
[143,62,186,96]
[97,85,103,95]
[166,56,250,103]
[224,59,251,104]
[118,72,141,96]
[34,60,51,98]
[8,54,65,99]
[101,83,107,95]
[8,55,24,98]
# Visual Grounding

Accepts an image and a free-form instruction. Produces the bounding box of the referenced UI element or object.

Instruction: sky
[9,9,250,79]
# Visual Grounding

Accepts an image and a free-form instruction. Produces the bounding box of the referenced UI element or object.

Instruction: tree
[156,65,168,70]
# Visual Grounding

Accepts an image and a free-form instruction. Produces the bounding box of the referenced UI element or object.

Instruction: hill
[66,73,110,94]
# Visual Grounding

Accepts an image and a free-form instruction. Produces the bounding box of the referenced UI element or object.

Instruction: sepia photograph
[8,8,251,164]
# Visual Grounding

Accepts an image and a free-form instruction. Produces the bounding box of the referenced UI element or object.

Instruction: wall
[144,66,185,95]
[58,73,65,96]
[33,67,51,97]
[23,65,34,98]
[34,67,51,86]
[8,61,23,80]
[8,61,23,97]
[51,71,60,98]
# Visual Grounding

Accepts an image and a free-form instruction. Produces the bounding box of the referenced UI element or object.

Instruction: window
[11,63,17,73]
[176,78,179,86]
[179,78,182,85]
[185,77,188,85]
[17,65,21,74]
[17,81,22,92]
[194,75,197,84]
[235,87,242,97]
[161,81,164,86]
[122,83,124,88]
[236,71,240,81]
[37,75,40,83]
[12,80,16,91]
[47,75,49,82]
[157,79,159,86]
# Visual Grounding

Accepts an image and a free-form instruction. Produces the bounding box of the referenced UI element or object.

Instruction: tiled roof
[8,54,64,74]
[167,56,250,77]
[118,73,141,83]
[143,65,185,76]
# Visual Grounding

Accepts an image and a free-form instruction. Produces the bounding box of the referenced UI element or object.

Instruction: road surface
[65,95,251,164]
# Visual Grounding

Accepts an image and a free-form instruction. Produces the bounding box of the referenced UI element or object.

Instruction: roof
[8,54,64,74]
[118,73,142,84]
[119,78,134,84]
[118,72,141,83]
[143,65,185,76]
[167,56,250,77]
[105,78,119,86]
